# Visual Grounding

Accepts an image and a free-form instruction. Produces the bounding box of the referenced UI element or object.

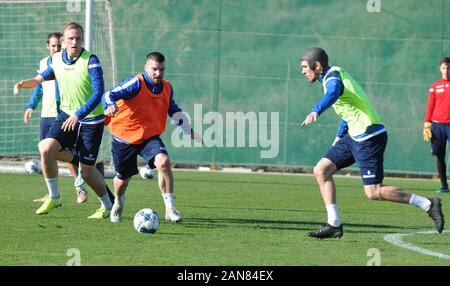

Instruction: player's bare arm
[13,75,44,95]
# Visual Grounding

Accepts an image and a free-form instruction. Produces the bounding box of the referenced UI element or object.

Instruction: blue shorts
[111,135,168,180]
[40,117,56,140]
[430,122,450,156]
[324,132,387,185]
[46,112,104,166]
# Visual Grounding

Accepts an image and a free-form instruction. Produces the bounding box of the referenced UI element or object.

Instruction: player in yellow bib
[300,47,444,238]
[24,32,88,204]
[14,22,113,218]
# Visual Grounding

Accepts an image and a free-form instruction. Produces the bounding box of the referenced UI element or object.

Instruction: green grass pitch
[0,171,448,266]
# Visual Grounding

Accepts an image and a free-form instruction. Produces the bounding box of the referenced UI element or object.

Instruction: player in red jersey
[423,57,450,193]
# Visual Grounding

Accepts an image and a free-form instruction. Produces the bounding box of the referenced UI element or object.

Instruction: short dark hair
[63,22,84,35]
[146,52,165,63]
[47,32,62,44]
[441,57,450,65]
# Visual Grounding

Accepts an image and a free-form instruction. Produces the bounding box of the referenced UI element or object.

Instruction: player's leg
[35,113,80,214]
[364,182,444,233]
[308,137,354,238]
[359,132,444,233]
[142,137,182,223]
[313,158,338,206]
[33,117,53,202]
[109,138,139,223]
[53,149,88,203]
[35,138,62,214]
[81,163,113,219]
[356,132,411,202]
[358,132,416,203]
[155,153,182,223]
[69,162,88,203]
[432,122,449,193]
[364,184,412,202]
[110,176,131,222]
[76,122,113,219]
[436,153,448,192]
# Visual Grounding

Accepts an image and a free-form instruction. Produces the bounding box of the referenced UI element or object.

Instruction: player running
[300,47,445,239]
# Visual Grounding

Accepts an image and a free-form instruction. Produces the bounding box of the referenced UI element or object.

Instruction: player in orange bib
[103,52,202,224]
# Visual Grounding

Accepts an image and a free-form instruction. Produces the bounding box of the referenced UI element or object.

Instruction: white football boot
[110,203,124,223]
[165,208,183,223]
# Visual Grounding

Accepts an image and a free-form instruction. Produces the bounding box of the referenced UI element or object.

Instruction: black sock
[436,155,448,189]
[106,184,115,204]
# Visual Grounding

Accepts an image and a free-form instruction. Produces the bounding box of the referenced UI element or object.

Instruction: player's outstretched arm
[13,75,44,95]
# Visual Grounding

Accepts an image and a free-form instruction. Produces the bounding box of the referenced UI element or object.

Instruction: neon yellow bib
[39,56,57,118]
[51,50,103,118]
[322,66,382,136]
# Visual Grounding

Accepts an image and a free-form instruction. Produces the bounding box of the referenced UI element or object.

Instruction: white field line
[384,230,450,260]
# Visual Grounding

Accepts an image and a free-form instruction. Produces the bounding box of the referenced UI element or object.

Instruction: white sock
[326,204,341,227]
[45,177,59,198]
[99,192,113,210]
[162,193,174,210]
[409,194,431,212]
[74,168,85,188]
[114,195,125,207]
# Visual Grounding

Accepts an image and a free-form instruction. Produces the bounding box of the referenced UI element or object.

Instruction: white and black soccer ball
[133,208,160,234]
[24,159,41,174]
[139,165,154,179]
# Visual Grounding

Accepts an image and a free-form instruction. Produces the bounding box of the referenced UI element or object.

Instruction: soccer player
[103,52,202,223]
[300,47,445,239]
[423,57,450,193]
[13,22,113,218]
[24,32,88,204]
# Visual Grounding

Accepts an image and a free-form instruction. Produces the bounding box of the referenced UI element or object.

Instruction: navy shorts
[46,112,104,166]
[324,132,387,185]
[40,117,56,140]
[430,122,450,156]
[111,135,168,180]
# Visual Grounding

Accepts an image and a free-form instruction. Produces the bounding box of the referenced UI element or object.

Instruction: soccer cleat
[308,223,343,239]
[427,197,444,233]
[36,196,62,215]
[33,193,49,202]
[436,188,449,193]
[76,186,88,204]
[110,203,124,223]
[87,207,110,219]
[165,208,183,223]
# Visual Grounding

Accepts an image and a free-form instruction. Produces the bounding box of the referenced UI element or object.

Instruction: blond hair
[63,22,84,35]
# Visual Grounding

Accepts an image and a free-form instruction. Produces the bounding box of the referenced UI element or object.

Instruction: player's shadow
[176,177,385,191]
[183,216,417,233]
[176,177,319,188]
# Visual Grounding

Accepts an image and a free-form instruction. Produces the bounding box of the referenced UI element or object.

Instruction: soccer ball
[133,208,160,234]
[139,165,154,179]
[24,159,41,174]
